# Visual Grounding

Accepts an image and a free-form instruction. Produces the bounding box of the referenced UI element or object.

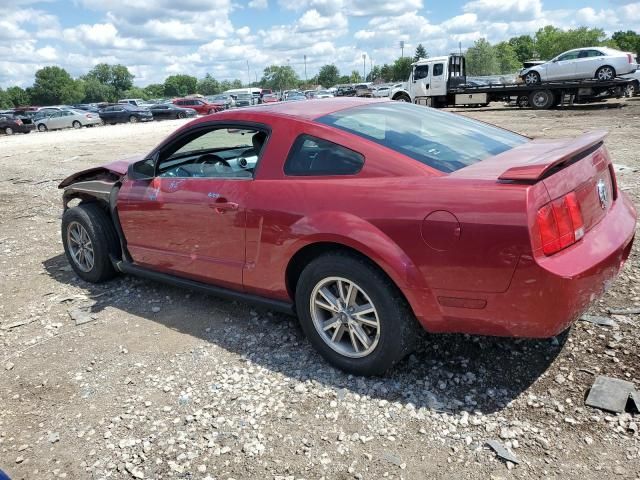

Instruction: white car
[520,47,638,85]
[372,86,391,98]
[313,90,334,99]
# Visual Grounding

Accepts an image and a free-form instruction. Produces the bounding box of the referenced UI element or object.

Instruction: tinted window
[558,51,580,61]
[414,65,429,80]
[284,135,364,176]
[433,63,444,76]
[317,102,526,173]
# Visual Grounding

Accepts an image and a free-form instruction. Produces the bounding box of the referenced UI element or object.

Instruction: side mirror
[128,155,156,181]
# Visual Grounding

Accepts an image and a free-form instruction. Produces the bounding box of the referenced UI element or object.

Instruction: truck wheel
[524,71,541,85]
[295,252,419,376]
[393,93,411,103]
[595,66,616,81]
[528,89,555,109]
[62,203,120,283]
[517,95,530,108]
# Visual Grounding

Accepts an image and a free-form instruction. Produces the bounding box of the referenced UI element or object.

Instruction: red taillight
[536,192,584,256]
[15,119,23,125]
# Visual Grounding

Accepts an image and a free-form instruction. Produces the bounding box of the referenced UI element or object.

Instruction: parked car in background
[355,84,373,97]
[99,104,153,124]
[286,93,307,102]
[520,47,638,84]
[206,94,235,109]
[372,86,391,98]
[0,113,35,135]
[622,67,640,96]
[261,93,279,103]
[314,90,334,99]
[173,98,222,115]
[148,104,197,120]
[72,104,101,113]
[58,98,636,376]
[118,99,146,107]
[234,93,253,107]
[336,86,356,97]
[35,109,102,131]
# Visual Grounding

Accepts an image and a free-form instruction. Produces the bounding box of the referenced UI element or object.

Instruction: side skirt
[113,260,296,316]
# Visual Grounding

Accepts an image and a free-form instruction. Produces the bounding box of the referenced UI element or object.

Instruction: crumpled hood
[58,154,145,188]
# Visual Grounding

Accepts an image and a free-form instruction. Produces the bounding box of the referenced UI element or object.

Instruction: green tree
[197,74,220,95]
[379,64,393,82]
[85,63,134,98]
[260,65,299,91]
[465,39,499,75]
[231,79,243,89]
[163,74,197,97]
[122,86,147,99]
[366,65,382,82]
[508,35,536,63]
[6,86,30,107]
[143,84,165,99]
[317,64,340,88]
[535,26,607,60]
[414,44,428,61]
[0,89,12,109]
[349,70,361,83]
[30,66,84,105]
[80,77,116,103]
[495,41,521,74]
[612,30,640,57]
[392,57,413,81]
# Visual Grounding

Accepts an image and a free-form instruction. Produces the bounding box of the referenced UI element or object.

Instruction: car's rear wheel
[72,120,82,129]
[295,252,418,376]
[524,71,541,85]
[595,66,616,81]
[37,124,47,132]
[177,112,185,119]
[529,89,555,109]
[4,127,13,135]
[62,203,120,283]
[129,115,138,123]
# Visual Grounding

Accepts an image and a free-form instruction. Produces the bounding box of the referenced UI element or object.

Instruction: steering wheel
[196,153,231,176]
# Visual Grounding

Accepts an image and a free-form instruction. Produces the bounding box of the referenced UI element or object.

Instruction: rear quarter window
[284,135,364,176]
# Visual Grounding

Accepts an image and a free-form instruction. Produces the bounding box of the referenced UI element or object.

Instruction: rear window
[317,102,527,173]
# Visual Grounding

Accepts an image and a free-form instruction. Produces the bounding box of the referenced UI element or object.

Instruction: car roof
[212,97,386,121]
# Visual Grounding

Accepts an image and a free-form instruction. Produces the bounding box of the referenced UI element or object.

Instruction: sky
[2,0,640,88]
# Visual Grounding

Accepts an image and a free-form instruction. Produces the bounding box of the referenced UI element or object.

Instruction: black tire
[61,203,120,283]
[523,71,541,85]
[72,120,82,129]
[517,95,530,108]
[528,89,555,109]
[37,124,47,132]
[4,127,13,135]
[177,112,185,119]
[129,115,138,123]
[393,93,411,103]
[295,252,419,376]
[595,65,616,81]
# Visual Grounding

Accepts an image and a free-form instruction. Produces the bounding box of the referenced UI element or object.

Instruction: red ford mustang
[59,98,636,375]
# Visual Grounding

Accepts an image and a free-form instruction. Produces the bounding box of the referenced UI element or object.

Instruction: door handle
[213,198,239,213]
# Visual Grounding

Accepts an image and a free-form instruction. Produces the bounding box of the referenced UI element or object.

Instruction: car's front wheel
[62,203,120,283]
[37,124,47,132]
[4,127,13,135]
[295,252,418,376]
[72,120,82,129]
[129,115,138,123]
[524,71,541,85]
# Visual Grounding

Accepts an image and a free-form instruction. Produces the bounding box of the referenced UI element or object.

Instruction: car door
[412,64,430,97]
[153,105,168,119]
[575,49,605,78]
[112,105,127,122]
[430,62,446,96]
[48,112,64,129]
[117,123,266,289]
[60,111,74,128]
[546,51,579,80]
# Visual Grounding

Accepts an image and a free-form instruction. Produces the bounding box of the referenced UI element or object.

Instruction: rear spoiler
[498,130,608,181]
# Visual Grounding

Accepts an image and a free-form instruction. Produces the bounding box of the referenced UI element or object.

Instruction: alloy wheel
[66,221,95,272]
[5,127,13,135]
[525,72,540,84]
[310,276,381,358]
[597,67,614,81]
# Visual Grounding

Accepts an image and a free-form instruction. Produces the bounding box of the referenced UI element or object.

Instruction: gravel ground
[0,99,639,480]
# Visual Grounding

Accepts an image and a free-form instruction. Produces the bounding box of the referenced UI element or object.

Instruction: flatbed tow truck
[391,54,633,109]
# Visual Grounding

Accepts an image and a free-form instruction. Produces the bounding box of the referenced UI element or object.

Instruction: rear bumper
[12,124,35,133]
[410,191,637,338]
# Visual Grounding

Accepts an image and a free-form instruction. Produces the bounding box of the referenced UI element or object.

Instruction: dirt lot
[0,99,639,480]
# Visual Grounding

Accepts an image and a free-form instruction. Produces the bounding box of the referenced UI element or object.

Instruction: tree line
[466,27,640,76]
[1,26,638,108]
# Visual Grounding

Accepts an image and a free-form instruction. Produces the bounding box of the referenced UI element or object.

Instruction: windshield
[317,102,527,173]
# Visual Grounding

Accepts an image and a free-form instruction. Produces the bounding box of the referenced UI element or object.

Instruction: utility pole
[370,58,373,81]
[400,40,405,59]
[246,60,250,87]
[362,53,366,82]
[304,55,307,84]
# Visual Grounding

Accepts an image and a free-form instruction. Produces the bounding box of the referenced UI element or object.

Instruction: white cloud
[248,0,268,8]
[463,0,542,20]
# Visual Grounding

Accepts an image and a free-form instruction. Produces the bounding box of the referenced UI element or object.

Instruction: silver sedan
[35,109,103,132]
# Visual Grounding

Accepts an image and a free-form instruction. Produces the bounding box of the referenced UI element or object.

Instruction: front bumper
[410,191,637,338]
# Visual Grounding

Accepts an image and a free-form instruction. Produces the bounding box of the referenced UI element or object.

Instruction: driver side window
[157,126,268,179]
